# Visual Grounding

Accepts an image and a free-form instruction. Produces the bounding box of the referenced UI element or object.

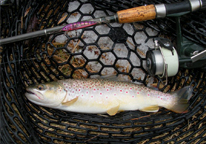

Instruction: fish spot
[126,91,128,94]
[100,93,102,95]
[91,96,93,98]
[114,94,116,96]
[132,96,134,98]
[79,89,81,91]
[147,94,150,96]
[120,90,122,92]
[107,88,109,91]
[82,95,84,97]
[130,88,132,90]
[106,97,108,98]
[137,92,139,94]
[161,98,163,100]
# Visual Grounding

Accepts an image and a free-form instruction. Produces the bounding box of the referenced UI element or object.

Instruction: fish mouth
[26,90,35,95]
[25,89,59,107]
[25,89,43,101]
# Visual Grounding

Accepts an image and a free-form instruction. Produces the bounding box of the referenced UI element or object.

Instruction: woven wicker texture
[0,0,206,143]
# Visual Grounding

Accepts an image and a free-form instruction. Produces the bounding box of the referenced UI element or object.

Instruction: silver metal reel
[146,38,179,85]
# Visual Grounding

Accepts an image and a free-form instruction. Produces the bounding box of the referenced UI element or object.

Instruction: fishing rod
[0,0,205,45]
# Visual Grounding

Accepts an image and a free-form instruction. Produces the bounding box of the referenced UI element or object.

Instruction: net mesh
[0,0,206,143]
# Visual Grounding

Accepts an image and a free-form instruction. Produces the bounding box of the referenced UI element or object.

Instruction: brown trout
[25,78,192,116]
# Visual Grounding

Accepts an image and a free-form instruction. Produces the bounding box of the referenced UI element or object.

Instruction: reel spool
[146,38,179,83]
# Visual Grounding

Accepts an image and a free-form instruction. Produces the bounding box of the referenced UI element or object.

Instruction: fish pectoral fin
[141,105,159,112]
[62,96,78,106]
[107,104,120,116]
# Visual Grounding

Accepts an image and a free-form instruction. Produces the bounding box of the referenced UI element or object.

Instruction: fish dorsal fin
[94,75,118,81]
[107,104,120,116]
[141,105,159,112]
[62,96,78,106]
[148,86,159,91]
[94,75,131,82]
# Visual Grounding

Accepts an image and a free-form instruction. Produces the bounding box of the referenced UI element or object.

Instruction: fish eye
[37,85,45,90]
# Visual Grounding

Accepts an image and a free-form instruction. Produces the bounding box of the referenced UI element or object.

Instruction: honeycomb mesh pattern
[0,0,206,143]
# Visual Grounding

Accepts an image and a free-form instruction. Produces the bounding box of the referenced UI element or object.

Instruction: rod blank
[0,25,65,45]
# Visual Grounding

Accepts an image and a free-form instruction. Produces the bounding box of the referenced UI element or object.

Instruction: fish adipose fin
[62,96,78,106]
[167,86,193,113]
[107,104,120,116]
[141,105,159,112]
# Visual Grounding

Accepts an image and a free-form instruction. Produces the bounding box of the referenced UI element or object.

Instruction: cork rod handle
[117,5,156,23]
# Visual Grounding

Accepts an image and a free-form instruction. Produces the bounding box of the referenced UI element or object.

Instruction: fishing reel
[146,38,179,84]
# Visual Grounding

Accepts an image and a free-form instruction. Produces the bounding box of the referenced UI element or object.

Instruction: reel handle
[191,49,206,62]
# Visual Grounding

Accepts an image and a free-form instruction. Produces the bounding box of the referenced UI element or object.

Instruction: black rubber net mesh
[0,0,206,143]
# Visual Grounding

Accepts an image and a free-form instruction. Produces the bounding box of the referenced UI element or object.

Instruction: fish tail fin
[167,86,193,113]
